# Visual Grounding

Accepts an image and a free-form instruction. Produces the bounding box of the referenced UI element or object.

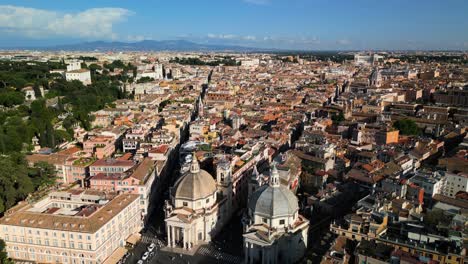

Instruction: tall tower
[198,98,204,118]
[344,99,353,119]
[216,157,233,218]
[248,165,260,201]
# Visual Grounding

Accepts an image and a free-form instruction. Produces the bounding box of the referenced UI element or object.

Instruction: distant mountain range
[23,40,269,52]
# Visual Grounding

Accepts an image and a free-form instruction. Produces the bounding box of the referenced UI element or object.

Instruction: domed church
[243,164,309,264]
[164,153,233,250]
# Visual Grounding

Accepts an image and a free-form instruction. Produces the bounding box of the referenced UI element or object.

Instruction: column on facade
[248,243,253,264]
[244,242,249,264]
[183,228,187,250]
[204,220,208,242]
[171,226,175,247]
[262,247,266,264]
[167,225,171,247]
[273,244,277,264]
[188,227,192,249]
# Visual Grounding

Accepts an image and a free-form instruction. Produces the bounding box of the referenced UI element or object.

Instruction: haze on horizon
[0,0,467,51]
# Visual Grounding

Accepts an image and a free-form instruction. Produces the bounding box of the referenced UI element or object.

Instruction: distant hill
[39,40,267,52]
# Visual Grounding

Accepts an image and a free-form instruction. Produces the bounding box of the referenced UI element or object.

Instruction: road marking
[196,245,242,264]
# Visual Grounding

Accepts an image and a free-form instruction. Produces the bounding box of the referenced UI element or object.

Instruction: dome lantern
[269,163,280,188]
[190,152,200,174]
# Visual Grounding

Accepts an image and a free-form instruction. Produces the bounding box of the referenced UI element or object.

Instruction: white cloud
[259,36,320,45]
[0,5,133,39]
[242,35,256,41]
[207,33,238,39]
[336,39,351,45]
[126,35,147,42]
[243,0,270,5]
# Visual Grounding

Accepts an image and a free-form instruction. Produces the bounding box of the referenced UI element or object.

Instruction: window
[206,198,210,203]
[183,202,188,207]
[262,218,268,224]
[279,219,285,225]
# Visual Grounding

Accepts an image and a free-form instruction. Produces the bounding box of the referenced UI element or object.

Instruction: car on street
[142,252,150,261]
[148,243,156,252]
[137,260,144,264]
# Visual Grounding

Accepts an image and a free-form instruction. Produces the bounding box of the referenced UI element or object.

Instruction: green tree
[28,161,57,189]
[137,76,154,83]
[0,155,34,213]
[393,119,421,135]
[0,89,24,107]
[331,112,345,124]
[0,239,13,264]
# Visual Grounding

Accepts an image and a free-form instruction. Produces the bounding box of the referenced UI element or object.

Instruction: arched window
[62,252,69,264]
[46,251,52,261]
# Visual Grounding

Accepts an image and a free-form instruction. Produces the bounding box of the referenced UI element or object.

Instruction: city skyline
[0,0,467,50]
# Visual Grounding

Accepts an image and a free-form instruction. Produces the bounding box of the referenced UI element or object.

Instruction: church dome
[174,154,217,201]
[248,165,299,218]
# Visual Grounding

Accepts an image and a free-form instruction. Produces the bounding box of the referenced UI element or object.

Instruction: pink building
[89,158,156,217]
[63,157,95,185]
[147,144,170,161]
[26,147,85,185]
[89,158,135,177]
[83,136,116,159]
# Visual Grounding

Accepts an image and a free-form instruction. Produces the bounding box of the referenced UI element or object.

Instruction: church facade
[164,154,233,250]
[243,165,309,264]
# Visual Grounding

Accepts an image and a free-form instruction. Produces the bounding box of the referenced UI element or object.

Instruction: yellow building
[0,190,142,264]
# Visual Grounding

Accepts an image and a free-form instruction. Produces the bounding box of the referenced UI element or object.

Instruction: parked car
[148,243,156,252]
[142,252,150,261]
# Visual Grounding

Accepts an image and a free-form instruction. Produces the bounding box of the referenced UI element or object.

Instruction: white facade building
[164,154,233,250]
[241,59,260,67]
[66,61,82,72]
[354,54,383,65]
[66,69,92,85]
[438,172,468,198]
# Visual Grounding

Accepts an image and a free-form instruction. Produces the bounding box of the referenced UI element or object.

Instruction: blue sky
[0,0,467,50]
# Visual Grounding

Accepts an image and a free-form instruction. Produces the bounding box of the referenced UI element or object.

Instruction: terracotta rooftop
[0,193,139,233]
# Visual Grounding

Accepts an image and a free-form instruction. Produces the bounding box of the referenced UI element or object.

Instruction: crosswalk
[196,245,243,264]
[141,235,165,247]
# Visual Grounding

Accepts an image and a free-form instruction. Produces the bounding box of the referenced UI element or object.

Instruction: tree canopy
[393,119,421,136]
[0,239,13,264]
[0,59,124,227]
